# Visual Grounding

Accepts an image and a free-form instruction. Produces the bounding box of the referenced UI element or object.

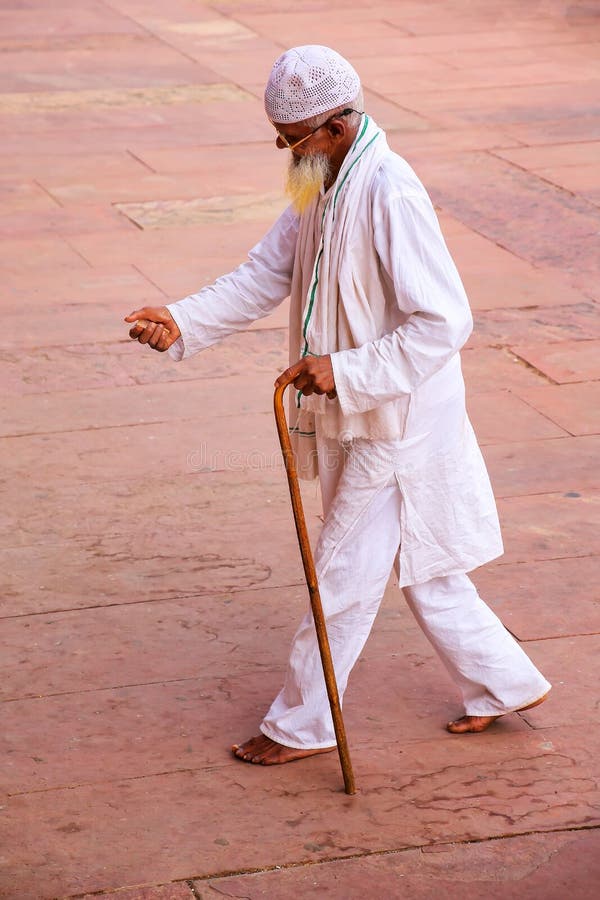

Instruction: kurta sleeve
[330,172,473,415]
[166,205,299,360]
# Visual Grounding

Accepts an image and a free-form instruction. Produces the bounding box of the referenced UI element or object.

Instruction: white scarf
[288,116,408,479]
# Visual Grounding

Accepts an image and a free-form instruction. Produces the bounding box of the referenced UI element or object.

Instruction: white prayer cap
[264,45,361,124]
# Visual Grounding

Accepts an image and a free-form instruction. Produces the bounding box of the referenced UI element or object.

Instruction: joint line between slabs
[2,665,285,704]
[33,179,63,208]
[511,391,577,437]
[517,630,600,642]
[507,351,559,385]
[60,238,94,268]
[0,409,279,438]
[0,580,303,621]
[187,823,600,886]
[7,762,235,797]
[495,551,598,563]
[436,168,598,288]
[126,148,156,174]
[487,148,599,209]
[60,824,600,899]
[100,0,202,66]
[130,262,169,296]
[1,675,208,706]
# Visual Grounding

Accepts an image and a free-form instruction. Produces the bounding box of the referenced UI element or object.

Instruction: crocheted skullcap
[264,45,361,124]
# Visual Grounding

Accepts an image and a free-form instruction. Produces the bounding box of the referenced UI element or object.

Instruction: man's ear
[327,118,347,143]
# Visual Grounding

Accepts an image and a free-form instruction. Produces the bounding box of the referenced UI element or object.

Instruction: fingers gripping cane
[274,375,357,796]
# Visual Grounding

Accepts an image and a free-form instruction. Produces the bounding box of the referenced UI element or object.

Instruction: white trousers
[260,437,551,750]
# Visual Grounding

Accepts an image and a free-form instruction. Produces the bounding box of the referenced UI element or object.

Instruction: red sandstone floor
[1,1,599,898]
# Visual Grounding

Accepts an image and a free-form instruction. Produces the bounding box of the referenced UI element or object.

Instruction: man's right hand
[124,306,181,352]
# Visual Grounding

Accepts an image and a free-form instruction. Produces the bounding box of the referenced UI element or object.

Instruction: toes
[232,735,276,764]
[256,744,284,765]
[447,715,500,734]
[232,736,260,759]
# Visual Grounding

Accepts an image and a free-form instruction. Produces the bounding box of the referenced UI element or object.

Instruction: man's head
[264,45,363,212]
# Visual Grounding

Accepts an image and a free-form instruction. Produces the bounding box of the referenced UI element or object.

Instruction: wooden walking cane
[274,375,357,796]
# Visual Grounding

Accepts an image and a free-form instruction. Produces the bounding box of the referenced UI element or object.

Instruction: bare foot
[446,714,500,733]
[446,691,550,734]
[231,734,336,765]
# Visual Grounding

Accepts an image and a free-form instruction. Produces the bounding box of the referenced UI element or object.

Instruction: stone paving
[1,1,599,898]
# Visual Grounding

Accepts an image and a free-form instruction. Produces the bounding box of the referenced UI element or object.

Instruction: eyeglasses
[275,108,363,152]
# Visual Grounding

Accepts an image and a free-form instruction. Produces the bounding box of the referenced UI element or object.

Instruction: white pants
[260,437,551,750]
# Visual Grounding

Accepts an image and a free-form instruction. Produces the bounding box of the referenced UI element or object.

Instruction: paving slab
[473,554,600,640]
[518,634,600,729]
[0,493,320,617]
[0,200,133,240]
[0,463,307,547]
[443,231,591,311]
[498,115,600,148]
[1,595,469,794]
[0,110,271,157]
[468,302,600,349]
[0,524,293,619]
[392,80,600,129]
[388,57,600,93]
[2,725,598,898]
[83,886,194,900]
[510,339,600,383]
[67,220,274,268]
[495,140,600,172]
[519,163,600,208]
[514,382,600,436]
[84,887,194,900]
[1,300,170,350]
[0,40,220,93]
[460,347,549,394]
[0,412,282,488]
[39,146,283,206]
[0,4,147,40]
[4,329,288,394]
[0,234,92,275]
[496,491,600,567]
[0,177,59,215]
[0,372,274,437]
[387,126,521,161]
[433,39,600,71]
[0,587,303,700]
[4,265,165,313]
[229,9,413,58]
[0,149,146,182]
[3,675,279,795]
[115,192,287,230]
[418,153,600,298]
[199,829,600,900]
[483,435,600,497]
[467,391,568,444]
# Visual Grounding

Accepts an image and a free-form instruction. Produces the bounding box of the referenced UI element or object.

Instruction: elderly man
[126,46,550,766]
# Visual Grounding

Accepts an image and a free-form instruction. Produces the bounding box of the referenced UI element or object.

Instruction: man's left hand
[276,355,337,399]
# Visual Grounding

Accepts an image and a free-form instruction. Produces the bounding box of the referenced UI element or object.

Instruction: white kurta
[167,141,503,586]
[166,128,551,746]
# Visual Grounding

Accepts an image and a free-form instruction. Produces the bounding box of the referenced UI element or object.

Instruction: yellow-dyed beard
[285,153,332,214]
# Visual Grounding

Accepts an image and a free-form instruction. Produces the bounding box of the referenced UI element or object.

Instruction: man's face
[273,119,335,213]
[273,118,335,159]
